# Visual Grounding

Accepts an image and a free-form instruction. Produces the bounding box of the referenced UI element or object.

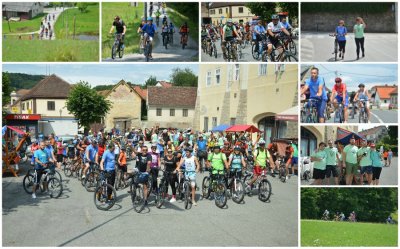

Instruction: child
[118,147,128,182]
[335,20,347,59]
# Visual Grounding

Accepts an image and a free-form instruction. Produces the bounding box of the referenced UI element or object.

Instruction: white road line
[370,112,384,123]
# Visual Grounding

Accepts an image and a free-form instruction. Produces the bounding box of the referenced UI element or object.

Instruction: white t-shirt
[267,22,284,34]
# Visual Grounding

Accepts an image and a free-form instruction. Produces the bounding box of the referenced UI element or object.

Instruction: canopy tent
[275,106,298,121]
[335,132,365,145]
[3,125,26,136]
[211,124,230,132]
[225,125,261,133]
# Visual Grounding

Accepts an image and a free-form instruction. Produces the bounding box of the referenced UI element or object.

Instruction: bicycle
[94,171,117,211]
[273,34,298,62]
[329,34,339,61]
[162,31,169,49]
[201,37,208,53]
[111,33,124,59]
[181,32,188,49]
[63,157,83,178]
[283,33,297,56]
[114,164,128,191]
[84,163,100,192]
[168,30,174,45]
[236,38,243,59]
[23,165,63,198]
[276,156,287,183]
[302,98,319,123]
[130,170,152,213]
[143,33,152,62]
[208,37,218,58]
[243,167,272,202]
[180,169,197,209]
[155,170,172,209]
[202,169,228,208]
[226,168,245,204]
[225,39,238,62]
[252,33,268,60]
[333,103,345,123]
[358,100,368,123]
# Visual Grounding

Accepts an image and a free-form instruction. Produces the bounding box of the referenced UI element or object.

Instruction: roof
[147,86,197,108]
[374,86,397,99]
[133,86,147,100]
[2,2,42,12]
[156,81,173,88]
[358,126,387,137]
[97,90,111,97]
[20,74,71,101]
[209,2,248,8]
[16,89,30,96]
[390,88,398,95]
[97,80,144,100]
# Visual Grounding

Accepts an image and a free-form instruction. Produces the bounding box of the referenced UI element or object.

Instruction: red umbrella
[225,125,261,133]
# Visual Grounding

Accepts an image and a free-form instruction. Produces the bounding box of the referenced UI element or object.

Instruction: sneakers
[170,197,176,203]
[193,201,197,206]
[245,185,251,193]
[32,193,37,199]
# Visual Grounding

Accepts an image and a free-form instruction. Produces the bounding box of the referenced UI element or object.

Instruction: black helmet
[358,83,365,88]
[185,147,193,152]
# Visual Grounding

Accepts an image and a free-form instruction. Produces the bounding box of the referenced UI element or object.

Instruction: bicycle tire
[184,182,191,209]
[48,177,63,198]
[251,43,259,60]
[280,167,286,183]
[155,181,166,209]
[231,178,245,204]
[85,172,99,192]
[284,53,298,62]
[289,40,297,55]
[111,44,117,59]
[94,184,117,211]
[131,183,145,213]
[119,47,124,58]
[334,41,338,61]
[258,179,272,202]
[214,182,227,208]
[201,176,211,199]
[243,175,253,196]
[23,174,35,194]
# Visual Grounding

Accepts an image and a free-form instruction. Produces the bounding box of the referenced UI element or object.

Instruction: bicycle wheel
[251,43,259,60]
[23,174,35,194]
[284,53,298,62]
[48,177,63,198]
[155,181,166,208]
[243,174,253,196]
[231,179,245,204]
[334,41,338,61]
[94,184,116,211]
[145,43,151,62]
[201,176,211,199]
[131,183,145,213]
[214,182,227,208]
[183,182,192,210]
[289,40,297,55]
[258,179,272,202]
[280,166,286,183]
[119,47,124,58]
[111,43,117,59]
[85,172,99,192]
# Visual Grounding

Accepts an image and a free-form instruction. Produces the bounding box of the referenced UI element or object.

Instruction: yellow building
[195,64,298,145]
[207,2,255,25]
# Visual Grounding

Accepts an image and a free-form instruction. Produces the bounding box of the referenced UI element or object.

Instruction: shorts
[325,165,338,178]
[185,172,196,187]
[317,100,327,119]
[313,168,326,180]
[292,157,298,165]
[372,167,382,180]
[360,166,373,174]
[56,154,64,163]
[253,165,267,176]
[118,165,127,173]
[358,99,369,109]
[335,95,349,107]
[345,162,358,175]
[268,36,283,48]
[137,172,149,184]
[384,157,387,161]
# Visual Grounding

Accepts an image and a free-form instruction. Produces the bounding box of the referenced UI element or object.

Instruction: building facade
[196,64,298,145]
[371,85,398,109]
[207,2,255,25]
[2,2,44,20]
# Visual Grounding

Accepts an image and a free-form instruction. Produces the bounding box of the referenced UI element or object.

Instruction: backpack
[230,154,242,166]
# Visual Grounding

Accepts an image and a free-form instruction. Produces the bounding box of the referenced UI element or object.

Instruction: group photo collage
[1,0,399,247]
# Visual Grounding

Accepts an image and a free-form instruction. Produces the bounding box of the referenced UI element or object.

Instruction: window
[156,108,162,116]
[234,64,240,81]
[204,117,209,131]
[212,117,217,128]
[301,127,317,157]
[210,9,215,15]
[226,8,228,14]
[47,101,55,111]
[218,9,222,14]
[170,109,175,116]
[238,7,243,13]
[27,102,29,110]
[230,118,236,125]
[183,109,188,117]
[215,69,221,84]
[22,103,25,111]
[206,71,212,86]
[258,64,267,75]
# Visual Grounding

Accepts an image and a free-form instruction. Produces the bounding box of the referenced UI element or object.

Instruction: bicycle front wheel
[214,183,227,208]
[131,183,145,213]
[258,179,272,202]
[111,44,117,59]
[85,172,99,192]
[23,174,35,194]
[201,176,211,199]
[231,179,245,204]
[183,182,192,210]
[48,177,63,198]
[94,184,117,211]
[155,181,166,209]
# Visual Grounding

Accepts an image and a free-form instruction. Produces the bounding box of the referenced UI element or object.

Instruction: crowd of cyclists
[322,209,357,222]
[301,67,371,123]
[26,127,298,209]
[201,14,297,62]
[39,14,55,40]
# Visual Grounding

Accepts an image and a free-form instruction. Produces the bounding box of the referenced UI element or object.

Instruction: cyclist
[137,18,146,49]
[194,135,208,171]
[99,143,117,201]
[330,77,349,123]
[266,15,291,61]
[245,140,274,192]
[357,139,372,185]
[284,141,294,180]
[178,147,200,206]
[221,19,241,61]
[339,212,345,221]
[149,144,161,193]
[353,83,370,122]
[201,24,208,49]
[179,22,190,45]
[164,148,179,202]
[168,22,175,40]
[324,140,341,185]
[133,145,151,206]
[281,17,292,32]
[323,209,330,220]
[118,146,128,183]
[227,145,246,179]
[207,145,229,175]
[109,16,126,49]
[82,140,98,180]
[139,17,157,59]
[162,15,167,26]
[161,22,169,46]
[300,67,328,123]
[253,20,267,57]
[206,24,219,53]
[335,20,347,60]
[267,140,279,173]
[155,8,161,25]
[221,141,233,159]
[32,141,52,199]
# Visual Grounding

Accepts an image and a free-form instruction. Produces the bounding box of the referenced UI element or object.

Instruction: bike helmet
[147,17,153,21]
[358,83,365,88]
[258,139,266,145]
[227,19,233,23]
[234,145,241,151]
[271,14,279,20]
[335,77,342,83]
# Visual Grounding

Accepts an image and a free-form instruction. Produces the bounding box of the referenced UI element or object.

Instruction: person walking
[387,149,393,166]
[335,20,347,60]
[354,17,366,60]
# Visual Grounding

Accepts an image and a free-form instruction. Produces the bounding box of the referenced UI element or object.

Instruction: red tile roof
[16,89,30,96]
[148,86,197,107]
[133,86,147,100]
[375,86,397,99]
[157,81,173,88]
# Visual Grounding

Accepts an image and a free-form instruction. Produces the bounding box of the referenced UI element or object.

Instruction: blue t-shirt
[282,22,292,30]
[305,76,328,101]
[197,140,207,151]
[44,146,54,160]
[34,149,49,169]
[253,25,266,39]
[142,23,157,37]
[336,26,347,41]
[102,150,116,171]
[85,144,98,162]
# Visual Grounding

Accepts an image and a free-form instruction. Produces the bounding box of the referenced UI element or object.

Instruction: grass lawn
[101,2,144,58]
[301,220,398,247]
[2,13,45,34]
[3,39,98,62]
[55,3,99,39]
[167,6,198,42]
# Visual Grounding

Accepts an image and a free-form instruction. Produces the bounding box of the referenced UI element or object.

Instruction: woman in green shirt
[354,17,367,60]
[311,142,327,185]
[370,143,383,185]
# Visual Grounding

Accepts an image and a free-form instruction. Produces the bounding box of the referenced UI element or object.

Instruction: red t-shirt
[333,83,347,97]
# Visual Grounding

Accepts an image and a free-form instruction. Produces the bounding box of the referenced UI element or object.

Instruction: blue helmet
[147,17,153,21]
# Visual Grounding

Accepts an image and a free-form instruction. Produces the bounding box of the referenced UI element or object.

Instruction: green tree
[246,2,277,21]
[170,68,198,87]
[2,72,12,123]
[66,81,112,135]
[145,76,158,87]
[77,2,89,13]
[278,2,299,20]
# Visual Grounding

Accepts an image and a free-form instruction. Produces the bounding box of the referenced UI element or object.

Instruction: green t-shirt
[370,150,382,167]
[217,137,224,147]
[291,144,298,157]
[353,24,365,39]
[343,144,358,164]
[254,149,270,167]
[357,147,372,167]
[324,147,338,166]
[311,150,327,170]
[208,152,226,173]
[223,24,236,38]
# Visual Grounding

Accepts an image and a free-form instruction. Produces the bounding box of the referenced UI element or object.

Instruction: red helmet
[335,77,342,83]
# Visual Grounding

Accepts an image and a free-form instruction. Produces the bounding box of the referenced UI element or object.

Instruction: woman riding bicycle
[353,83,370,122]
[330,77,349,123]
[228,146,247,180]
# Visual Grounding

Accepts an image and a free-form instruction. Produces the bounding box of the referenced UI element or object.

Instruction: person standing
[353,17,366,60]
[357,140,372,185]
[99,144,116,200]
[324,140,341,185]
[370,143,383,185]
[342,137,359,185]
[310,142,327,185]
[387,149,393,166]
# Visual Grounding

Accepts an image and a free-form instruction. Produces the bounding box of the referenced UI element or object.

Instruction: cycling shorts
[335,95,349,107]
[253,165,267,176]
[312,99,327,120]
[268,36,283,48]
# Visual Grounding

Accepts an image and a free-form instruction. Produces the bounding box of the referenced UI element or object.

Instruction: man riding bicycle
[109,16,126,48]
[139,17,157,59]
[221,19,241,61]
[179,22,190,45]
[353,83,370,122]
[32,141,53,199]
[82,140,98,180]
[267,15,291,61]
[301,67,328,123]
[281,17,292,32]
[253,20,267,56]
[330,77,349,123]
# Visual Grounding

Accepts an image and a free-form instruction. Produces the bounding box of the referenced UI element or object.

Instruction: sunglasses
[167,150,173,153]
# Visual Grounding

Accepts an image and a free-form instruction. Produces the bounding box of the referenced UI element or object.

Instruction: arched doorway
[301,127,317,157]
[258,117,275,145]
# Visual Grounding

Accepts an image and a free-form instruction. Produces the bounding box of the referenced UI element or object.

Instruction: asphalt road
[3,160,298,246]
[325,109,398,124]
[301,32,398,62]
[301,157,397,186]
[201,38,298,62]
[103,6,198,62]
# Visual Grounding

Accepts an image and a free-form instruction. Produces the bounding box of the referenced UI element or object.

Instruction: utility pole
[73,15,76,40]
[144,2,148,22]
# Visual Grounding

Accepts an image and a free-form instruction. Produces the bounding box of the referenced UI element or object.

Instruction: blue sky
[305,64,398,92]
[2,64,199,86]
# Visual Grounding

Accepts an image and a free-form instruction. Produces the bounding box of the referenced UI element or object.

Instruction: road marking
[370,112,384,123]
[85,208,91,224]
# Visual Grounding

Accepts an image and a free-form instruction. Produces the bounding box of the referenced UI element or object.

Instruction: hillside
[6,72,45,90]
